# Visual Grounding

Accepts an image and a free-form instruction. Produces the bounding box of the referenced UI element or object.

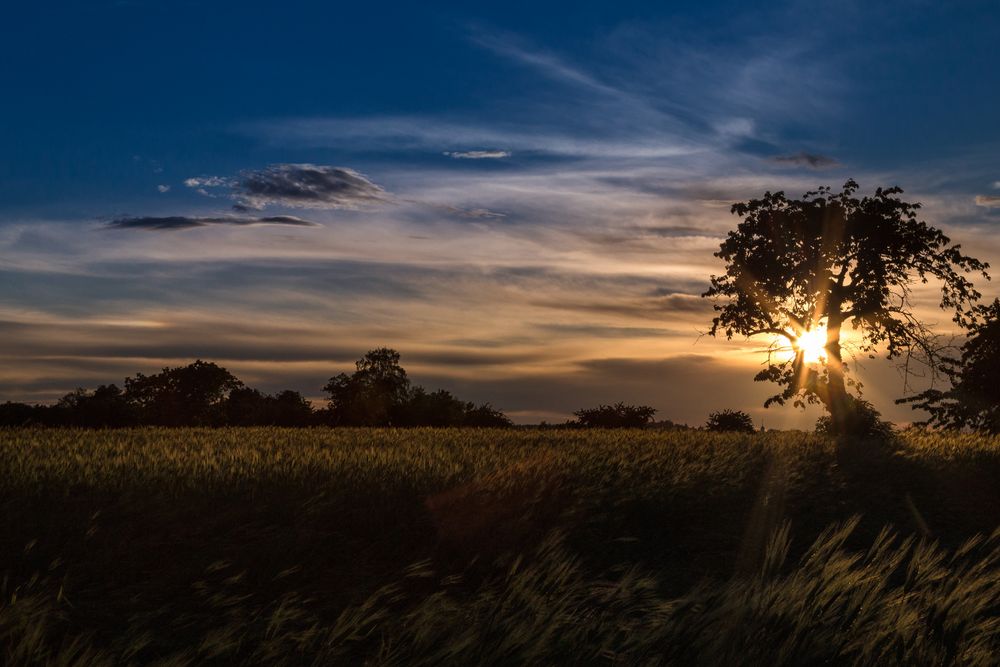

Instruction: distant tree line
[0,348,511,428]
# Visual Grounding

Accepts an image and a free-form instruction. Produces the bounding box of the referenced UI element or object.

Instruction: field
[2,428,1000,665]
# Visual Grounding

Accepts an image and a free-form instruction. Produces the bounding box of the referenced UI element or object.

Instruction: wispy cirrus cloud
[974,195,1000,208]
[246,116,699,159]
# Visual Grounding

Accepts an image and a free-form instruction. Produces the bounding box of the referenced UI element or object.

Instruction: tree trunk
[825,316,850,434]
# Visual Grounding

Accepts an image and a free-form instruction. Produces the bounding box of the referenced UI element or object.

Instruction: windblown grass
[1,428,999,664]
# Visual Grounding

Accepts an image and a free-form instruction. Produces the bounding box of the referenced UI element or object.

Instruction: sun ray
[796,327,828,364]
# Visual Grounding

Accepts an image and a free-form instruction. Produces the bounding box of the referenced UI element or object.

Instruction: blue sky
[1,0,998,425]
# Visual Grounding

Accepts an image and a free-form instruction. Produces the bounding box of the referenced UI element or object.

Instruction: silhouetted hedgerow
[0,349,512,428]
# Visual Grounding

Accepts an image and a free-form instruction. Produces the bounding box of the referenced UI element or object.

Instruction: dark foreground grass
[1,428,999,664]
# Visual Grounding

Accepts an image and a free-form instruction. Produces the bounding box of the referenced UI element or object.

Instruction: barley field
[2,428,1000,665]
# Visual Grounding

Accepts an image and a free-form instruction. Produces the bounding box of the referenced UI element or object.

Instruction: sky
[1,0,999,426]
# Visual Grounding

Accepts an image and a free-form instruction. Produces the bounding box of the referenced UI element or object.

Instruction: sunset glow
[0,1,998,428]
[796,328,829,364]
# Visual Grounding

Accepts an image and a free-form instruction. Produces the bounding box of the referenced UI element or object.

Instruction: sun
[796,327,828,363]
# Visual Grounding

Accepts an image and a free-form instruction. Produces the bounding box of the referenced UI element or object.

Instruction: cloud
[157,184,171,193]
[529,291,711,320]
[768,152,840,169]
[533,323,679,338]
[974,195,1000,208]
[182,163,511,221]
[245,116,698,160]
[444,150,512,159]
[432,204,507,219]
[184,176,234,188]
[105,215,319,231]
[232,164,388,210]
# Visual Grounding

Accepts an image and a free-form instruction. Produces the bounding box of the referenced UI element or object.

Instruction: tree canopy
[704,409,756,433]
[573,403,657,428]
[703,180,989,433]
[323,348,412,426]
[124,360,243,426]
[322,348,512,427]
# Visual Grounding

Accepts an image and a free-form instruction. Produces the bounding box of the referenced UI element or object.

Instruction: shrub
[573,403,657,428]
[815,398,894,440]
[705,409,756,433]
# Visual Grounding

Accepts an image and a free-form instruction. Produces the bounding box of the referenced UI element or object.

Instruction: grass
[1,428,1000,664]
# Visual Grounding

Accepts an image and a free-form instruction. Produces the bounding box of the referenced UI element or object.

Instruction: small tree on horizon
[703,180,988,435]
[323,348,411,426]
[574,403,657,428]
[705,409,756,433]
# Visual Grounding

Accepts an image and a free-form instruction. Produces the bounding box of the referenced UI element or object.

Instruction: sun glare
[796,327,828,363]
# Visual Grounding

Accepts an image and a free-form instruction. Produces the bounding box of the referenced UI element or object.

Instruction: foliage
[224,388,316,426]
[815,397,894,440]
[573,402,657,428]
[0,350,511,428]
[703,180,989,432]
[323,348,511,427]
[55,384,137,427]
[705,408,757,433]
[2,428,1000,663]
[324,348,411,426]
[462,402,514,427]
[900,299,1000,433]
[124,360,244,426]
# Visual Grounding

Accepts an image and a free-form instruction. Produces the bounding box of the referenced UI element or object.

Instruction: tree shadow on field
[831,434,1000,551]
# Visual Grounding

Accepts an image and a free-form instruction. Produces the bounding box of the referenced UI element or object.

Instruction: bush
[573,403,657,428]
[815,398,894,440]
[705,409,756,433]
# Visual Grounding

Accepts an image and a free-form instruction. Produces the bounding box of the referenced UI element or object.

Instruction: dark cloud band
[106,215,319,231]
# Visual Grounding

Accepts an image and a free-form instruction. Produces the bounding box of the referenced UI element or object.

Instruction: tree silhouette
[396,387,468,427]
[224,387,315,426]
[222,387,270,426]
[324,348,412,426]
[899,299,1000,433]
[705,409,756,433]
[124,360,243,426]
[269,390,315,426]
[57,384,137,427]
[815,397,893,439]
[323,348,512,427]
[574,403,657,428]
[462,402,513,427]
[703,180,988,433]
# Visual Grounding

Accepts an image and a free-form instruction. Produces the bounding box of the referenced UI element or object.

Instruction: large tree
[703,180,988,432]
